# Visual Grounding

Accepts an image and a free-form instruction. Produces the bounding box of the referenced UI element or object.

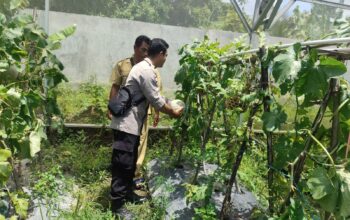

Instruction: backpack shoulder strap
[124,86,146,106]
[133,96,146,106]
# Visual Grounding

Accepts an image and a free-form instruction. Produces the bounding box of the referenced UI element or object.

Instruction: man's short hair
[134,35,151,48]
[148,38,169,57]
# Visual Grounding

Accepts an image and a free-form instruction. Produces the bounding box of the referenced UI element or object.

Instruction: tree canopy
[28,0,346,40]
[28,0,247,32]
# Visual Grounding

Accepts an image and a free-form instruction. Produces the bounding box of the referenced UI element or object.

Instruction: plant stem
[220,103,259,219]
[307,130,335,167]
[260,46,274,214]
[329,78,340,159]
[192,100,217,184]
[279,79,333,214]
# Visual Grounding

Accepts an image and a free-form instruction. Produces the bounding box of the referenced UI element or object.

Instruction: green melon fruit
[0,65,19,83]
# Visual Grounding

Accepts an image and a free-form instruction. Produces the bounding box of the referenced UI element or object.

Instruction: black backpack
[108,87,146,117]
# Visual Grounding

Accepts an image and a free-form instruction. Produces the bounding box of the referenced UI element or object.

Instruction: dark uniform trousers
[110,129,140,210]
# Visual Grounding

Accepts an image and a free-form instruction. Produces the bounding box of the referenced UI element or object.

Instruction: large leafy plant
[174,36,350,219]
[0,0,75,218]
[267,44,350,219]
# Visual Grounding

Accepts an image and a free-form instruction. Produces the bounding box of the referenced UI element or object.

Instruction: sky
[222,0,350,18]
[222,0,311,18]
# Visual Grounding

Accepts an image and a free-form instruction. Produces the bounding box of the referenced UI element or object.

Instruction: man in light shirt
[108,35,162,191]
[110,38,183,212]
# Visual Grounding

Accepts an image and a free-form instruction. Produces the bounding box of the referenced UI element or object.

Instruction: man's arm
[108,62,123,119]
[159,103,183,118]
[152,69,162,126]
[153,110,160,127]
[109,83,120,100]
[139,70,182,118]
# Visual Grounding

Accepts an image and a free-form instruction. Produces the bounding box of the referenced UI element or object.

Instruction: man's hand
[159,103,184,118]
[107,110,112,120]
[153,111,160,127]
[171,107,183,118]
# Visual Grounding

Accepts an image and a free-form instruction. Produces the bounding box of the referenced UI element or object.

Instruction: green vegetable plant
[0,0,75,218]
[33,165,67,219]
[174,36,350,219]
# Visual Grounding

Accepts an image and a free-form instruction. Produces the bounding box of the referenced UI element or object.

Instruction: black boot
[111,199,124,214]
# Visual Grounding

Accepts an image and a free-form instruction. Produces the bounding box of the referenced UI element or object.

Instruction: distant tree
[27,0,247,32]
[28,0,112,15]
[211,3,247,32]
[307,4,342,39]
[269,6,309,40]
[109,0,171,24]
[269,4,343,40]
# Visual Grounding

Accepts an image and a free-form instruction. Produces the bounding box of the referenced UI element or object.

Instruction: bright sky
[240,0,311,17]
[222,0,350,18]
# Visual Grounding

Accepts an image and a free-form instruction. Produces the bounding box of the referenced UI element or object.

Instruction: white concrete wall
[27,10,296,92]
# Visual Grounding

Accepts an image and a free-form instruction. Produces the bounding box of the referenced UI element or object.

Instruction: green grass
[57,82,110,125]
[33,132,111,184]
[238,145,269,207]
[28,127,281,220]
[30,131,169,220]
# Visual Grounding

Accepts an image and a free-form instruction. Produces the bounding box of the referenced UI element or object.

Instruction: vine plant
[0,0,75,218]
[174,36,350,219]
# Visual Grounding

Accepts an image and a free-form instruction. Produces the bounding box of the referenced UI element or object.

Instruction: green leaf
[29,131,41,157]
[4,28,22,39]
[29,121,46,157]
[24,27,46,41]
[308,167,333,199]
[48,25,76,50]
[318,56,347,78]
[12,14,33,26]
[272,45,301,83]
[241,92,258,103]
[273,54,300,82]
[289,198,307,220]
[0,129,7,139]
[44,69,68,89]
[273,137,303,169]
[10,0,24,10]
[307,167,339,212]
[0,61,9,73]
[296,67,327,105]
[293,43,302,58]
[47,53,64,70]
[0,161,12,184]
[0,13,6,24]
[10,194,28,219]
[337,169,350,217]
[261,106,287,132]
[25,90,44,109]
[0,149,11,162]
[6,88,21,106]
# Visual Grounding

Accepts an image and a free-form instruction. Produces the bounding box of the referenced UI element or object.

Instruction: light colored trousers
[134,116,149,179]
